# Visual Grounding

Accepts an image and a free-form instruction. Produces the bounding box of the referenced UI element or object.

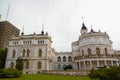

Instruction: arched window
[27,49,30,57]
[104,48,108,56]
[38,49,42,57]
[38,62,41,69]
[63,64,66,69]
[96,48,100,56]
[63,56,66,62]
[68,56,72,62]
[30,41,31,44]
[58,56,61,62]
[88,48,92,56]
[11,62,14,69]
[74,57,76,60]
[12,50,16,58]
[82,50,84,56]
[22,49,26,57]
[57,64,61,70]
[26,61,29,69]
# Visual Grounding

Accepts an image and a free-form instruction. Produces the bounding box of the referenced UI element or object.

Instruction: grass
[0,74,90,80]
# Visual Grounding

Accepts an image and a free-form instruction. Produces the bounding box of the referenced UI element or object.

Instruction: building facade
[5,22,120,74]
[53,52,73,70]
[72,23,119,70]
[0,21,20,48]
[5,31,55,74]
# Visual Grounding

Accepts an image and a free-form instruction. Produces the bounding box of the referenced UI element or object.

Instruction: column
[97,60,99,67]
[84,61,86,70]
[90,60,92,69]
[73,63,75,70]
[74,63,76,70]
[86,61,90,70]
[104,60,107,66]
[111,61,113,66]
[117,61,119,66]
[79,62,81,70]
[77,62,79,70]
[61,56,63,63]
[75,62,77,70]
[23,61,26,74]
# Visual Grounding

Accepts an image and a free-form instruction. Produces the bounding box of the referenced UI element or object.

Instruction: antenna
[6,3,10,21]
[22,25,24,33]
[21,25,24,35]
[91,25,92,29]
[42,24,44,31]
[41,24,44,35]
[82,16,84,23]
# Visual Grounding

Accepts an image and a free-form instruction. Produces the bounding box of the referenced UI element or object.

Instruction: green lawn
[0,74,90,80]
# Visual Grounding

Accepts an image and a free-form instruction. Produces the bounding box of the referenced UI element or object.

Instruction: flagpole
[6,3,10,21]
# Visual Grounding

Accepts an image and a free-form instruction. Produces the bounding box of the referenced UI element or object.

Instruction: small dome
[41,30,44,35]
[81,23,87,30]
[90,28,95,33]
[89,26,96,33]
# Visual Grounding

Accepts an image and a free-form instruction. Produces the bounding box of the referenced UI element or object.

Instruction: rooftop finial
[81,16,87,30]
[91,25,92,29]
[41,24,44,35]
[90,25,95,33]
[42,24,44,31]
[23,25,24,33]
[21,25,24,35]
[82,16,84,23]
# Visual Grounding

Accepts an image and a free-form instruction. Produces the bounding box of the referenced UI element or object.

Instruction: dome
[79,32,110,47]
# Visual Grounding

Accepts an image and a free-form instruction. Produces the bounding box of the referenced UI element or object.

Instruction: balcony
[74,55,118,61]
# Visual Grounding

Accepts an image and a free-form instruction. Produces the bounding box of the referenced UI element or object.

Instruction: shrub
[15,57,23,71]
[0,69,3,78]
[63,65,73,70]
[89,66,120,80]
[0,69,22,78]
[0,48,7,69]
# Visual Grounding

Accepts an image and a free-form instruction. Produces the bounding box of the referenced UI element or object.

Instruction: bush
[15,57,23,71]
[89,66,120,80]
[0,69,22,78]
[0,69,3,78]
[63,65,73,70]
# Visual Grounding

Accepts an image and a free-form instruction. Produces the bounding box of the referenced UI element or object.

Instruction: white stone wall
[5,34,55,74]
[52,52,73,70]
[72,31,119,70]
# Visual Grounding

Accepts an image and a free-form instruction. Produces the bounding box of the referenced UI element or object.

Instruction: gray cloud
[0,0,120,51]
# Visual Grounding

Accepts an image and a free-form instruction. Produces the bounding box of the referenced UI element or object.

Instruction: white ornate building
[5,22,120,74]
[72,23,119,70]
[5,31,55,74]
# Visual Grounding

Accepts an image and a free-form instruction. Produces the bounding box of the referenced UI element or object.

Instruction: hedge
[0,68,22,78]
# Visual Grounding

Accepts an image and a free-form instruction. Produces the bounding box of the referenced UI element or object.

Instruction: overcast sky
[0,0,120,52]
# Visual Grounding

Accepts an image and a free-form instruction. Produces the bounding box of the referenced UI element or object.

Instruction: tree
[89,66,120,80]
[15,57,23,71]
[89,68,99,80]
[106,66,120,80]
[0,48,7,69]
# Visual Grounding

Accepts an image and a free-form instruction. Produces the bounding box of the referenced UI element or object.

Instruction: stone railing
[41,70,89,76]
[74,55,118,61]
